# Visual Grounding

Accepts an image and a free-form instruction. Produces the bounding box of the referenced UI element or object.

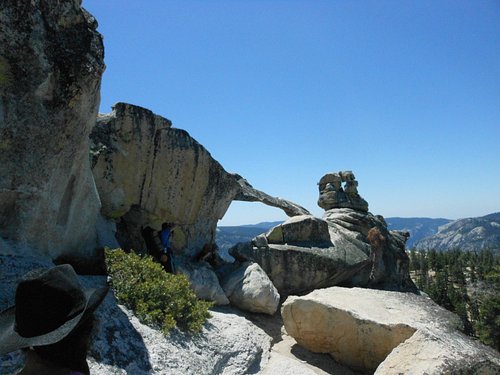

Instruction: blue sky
[83,0,500,225]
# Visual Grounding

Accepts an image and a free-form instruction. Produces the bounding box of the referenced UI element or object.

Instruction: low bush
[105,248,213,334]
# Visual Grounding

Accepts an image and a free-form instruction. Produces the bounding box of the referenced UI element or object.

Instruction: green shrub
[105,248,213,334]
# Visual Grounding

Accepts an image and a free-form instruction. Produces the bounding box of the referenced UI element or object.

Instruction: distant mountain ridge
[415,212,500,252]
[217,213,500,254]
[385,217,452,248]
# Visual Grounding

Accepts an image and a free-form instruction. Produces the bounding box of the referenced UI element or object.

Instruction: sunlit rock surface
[282,287,500,374]
[0,0,105,259]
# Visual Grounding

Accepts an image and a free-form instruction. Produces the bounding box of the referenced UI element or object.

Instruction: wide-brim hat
[0,264,108,355]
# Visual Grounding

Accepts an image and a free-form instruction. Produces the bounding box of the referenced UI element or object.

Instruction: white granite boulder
[176,257,229,305]
[220,261,280,315]
[282,287,500,374]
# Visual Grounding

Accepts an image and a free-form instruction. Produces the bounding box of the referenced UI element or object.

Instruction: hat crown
[14,265,86,338]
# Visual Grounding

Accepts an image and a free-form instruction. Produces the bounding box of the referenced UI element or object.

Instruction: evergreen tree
[475,295,500,351]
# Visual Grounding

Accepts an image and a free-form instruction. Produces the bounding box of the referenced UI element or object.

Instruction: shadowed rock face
[91,103,308,257]
[0,0,104,258]
[323,208,415,292]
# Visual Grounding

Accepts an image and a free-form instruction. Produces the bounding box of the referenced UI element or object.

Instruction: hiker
[159,222,176,273]
[0,264,108,375]
[141,225,161,259]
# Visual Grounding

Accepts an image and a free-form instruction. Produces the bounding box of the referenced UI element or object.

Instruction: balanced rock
[282,287,500,374]
[219,261,280,315]
[318,171,368,212]
[0,0,105,258]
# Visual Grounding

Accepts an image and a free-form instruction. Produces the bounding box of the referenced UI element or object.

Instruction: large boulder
[175,257,229,305]
[219,261,280,315]
[282,287,500,374]
[266,215,331,246]
[230,241,370,297]
[0,0,105,258]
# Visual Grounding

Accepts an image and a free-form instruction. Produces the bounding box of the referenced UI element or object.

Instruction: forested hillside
[409,248,499,351]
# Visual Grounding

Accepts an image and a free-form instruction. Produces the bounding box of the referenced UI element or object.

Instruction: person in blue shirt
[159,222,176,273]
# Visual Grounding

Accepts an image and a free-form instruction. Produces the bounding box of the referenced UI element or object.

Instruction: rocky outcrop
[415,212,500,251]
[90,103,240,257]
[219,261,280,315]
[234,176,310,217]
[231,174,417,296]
[231,214,372,296]
[265,215,331,246]
[324,208,415,291]
[0,254,272,375]
[91,103,311,258]
[318,171,368,212]
[175,257,229,305]
[282,287,500,374]
[0,0,105,259]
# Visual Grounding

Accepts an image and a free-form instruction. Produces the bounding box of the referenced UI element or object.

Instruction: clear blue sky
[83,0,500,226]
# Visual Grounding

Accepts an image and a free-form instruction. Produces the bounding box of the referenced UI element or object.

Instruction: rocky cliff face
[91,103,310,257]
[91,103,239,256]
[0,0,105,258]
[416,212,500,251]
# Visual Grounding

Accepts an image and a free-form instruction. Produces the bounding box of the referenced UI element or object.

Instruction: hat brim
[0,286,108,355]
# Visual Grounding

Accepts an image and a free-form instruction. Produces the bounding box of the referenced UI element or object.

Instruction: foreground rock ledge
[282,287,500,374]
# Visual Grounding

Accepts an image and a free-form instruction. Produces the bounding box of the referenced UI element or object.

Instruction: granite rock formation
[416,212,500,251]
[175,256,229,305]
[0,254,272,375]
[265,215,331,246]
[0,0,105,259]
[234,176,310,217]
[91,103,310,258]
[282,287,500,374]
[231,173,416,296]
[91,103,238,257]
[219,261,280,315]
[317,171,368,212]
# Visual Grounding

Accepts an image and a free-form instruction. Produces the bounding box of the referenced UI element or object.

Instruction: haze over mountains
[217,213,500,254]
